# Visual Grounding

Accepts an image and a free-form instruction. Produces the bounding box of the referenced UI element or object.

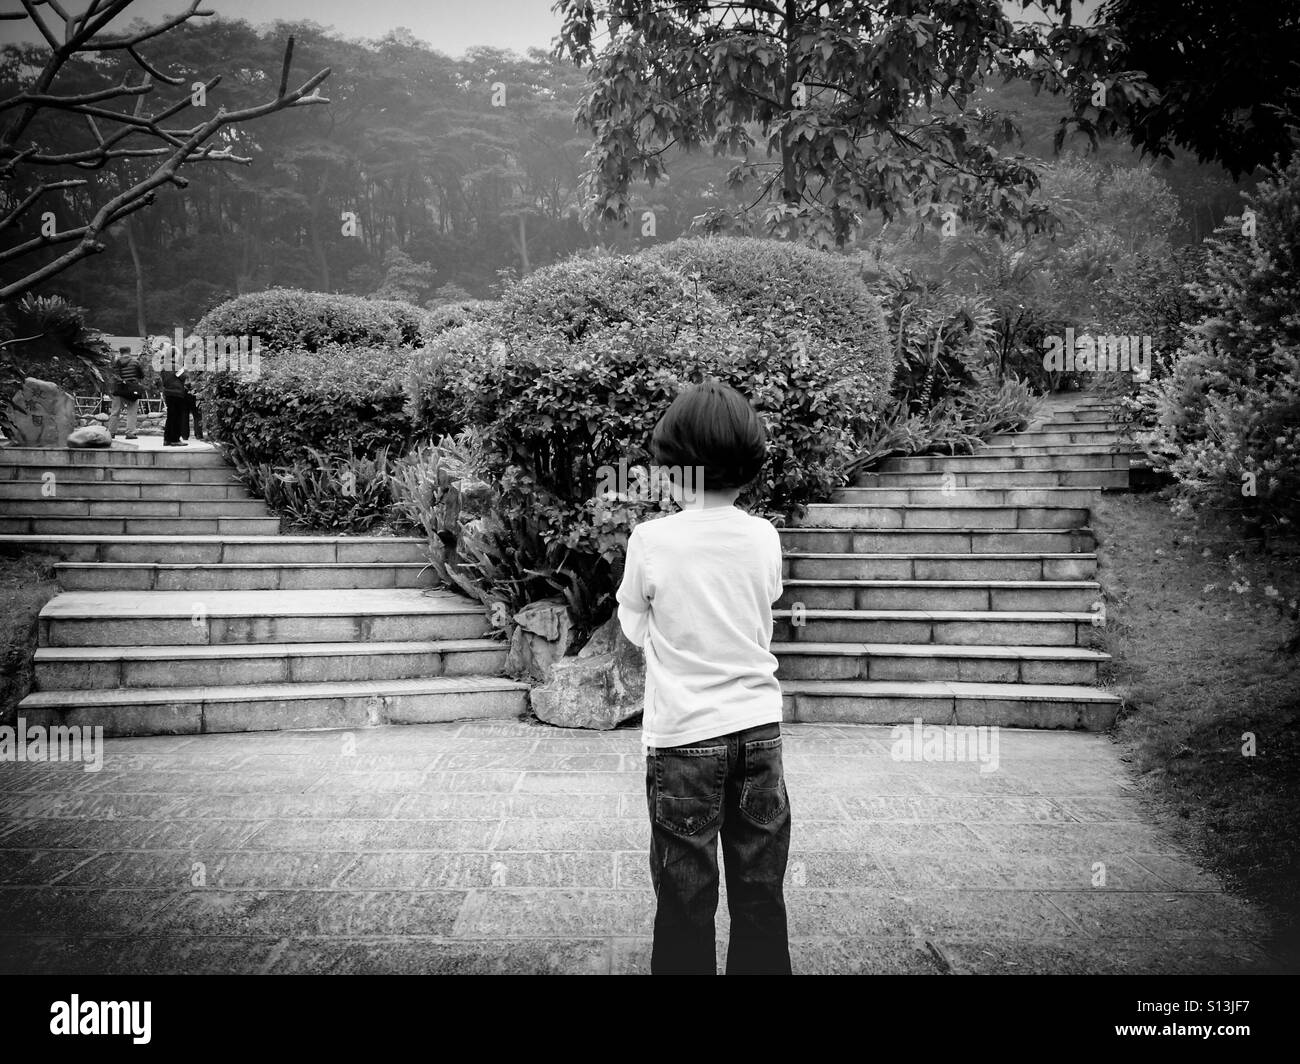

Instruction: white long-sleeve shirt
[616,505,784,749]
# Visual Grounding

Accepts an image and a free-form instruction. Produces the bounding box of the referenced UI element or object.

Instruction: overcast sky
[0,0,567,55]
[0,1,1101,55]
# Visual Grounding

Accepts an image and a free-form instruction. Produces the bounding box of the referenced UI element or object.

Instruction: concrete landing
[0,721,1281,974]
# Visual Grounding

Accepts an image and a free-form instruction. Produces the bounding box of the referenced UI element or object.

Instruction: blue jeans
[645,721,792,974]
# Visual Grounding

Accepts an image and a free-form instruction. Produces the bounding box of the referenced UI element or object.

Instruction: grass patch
[1092,492,1300,966]
[0,549,61,727]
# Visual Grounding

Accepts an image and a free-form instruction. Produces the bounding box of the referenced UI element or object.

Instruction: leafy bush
[193,288,432,353]
[405,252,894,632]
[230,442,397,533]
[196,344,417,502]
[423,299,495,335]
[647,236,891,369]
[849,370,1043,478]
[1139,153,1300,543]
[496,253,730,340]
[390,434,577,622]
[0,295,111,407]
[865,264,997,413]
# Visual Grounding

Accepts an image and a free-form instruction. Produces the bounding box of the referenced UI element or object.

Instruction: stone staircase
[774,391,1134,729]
[2,392,1136,736]
[0,443,528,736]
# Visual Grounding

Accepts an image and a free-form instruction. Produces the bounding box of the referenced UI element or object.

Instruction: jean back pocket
[653,745,727,837]
[739,736,788,825]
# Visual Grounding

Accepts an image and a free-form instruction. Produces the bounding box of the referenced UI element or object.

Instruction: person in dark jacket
[106,346,144,439]
[160,365,201,446]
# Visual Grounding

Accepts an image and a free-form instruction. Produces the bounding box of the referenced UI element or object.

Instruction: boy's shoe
[164,440,184,447]
[124,433,138,439]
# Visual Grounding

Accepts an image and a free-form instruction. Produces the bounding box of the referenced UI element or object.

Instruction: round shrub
[424,299,495,335]
[495,254,729,340]
[405,252,892,630]
[193,288,432,353]
[646,235,892,393]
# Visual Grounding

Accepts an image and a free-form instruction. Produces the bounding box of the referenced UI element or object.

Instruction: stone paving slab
[0,720,1287,974]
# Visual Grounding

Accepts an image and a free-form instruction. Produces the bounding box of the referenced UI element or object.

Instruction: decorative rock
[67,424,112,448]
[5,377,77,446]
[505,599,574,682]
[530,616,645,730]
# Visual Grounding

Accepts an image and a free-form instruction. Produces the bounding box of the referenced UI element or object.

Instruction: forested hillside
[1,16,1242,335]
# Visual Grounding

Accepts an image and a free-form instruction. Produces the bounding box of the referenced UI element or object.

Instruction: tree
[1052,0,1300,177]
[0,0,331,299]
[553,0,1147,246]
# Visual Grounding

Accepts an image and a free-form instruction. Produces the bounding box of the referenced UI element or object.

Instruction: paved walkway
[0,721,1281,974]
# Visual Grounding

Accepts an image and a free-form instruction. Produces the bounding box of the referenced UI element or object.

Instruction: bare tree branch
[1,2,332,299]
[0,178,88,231]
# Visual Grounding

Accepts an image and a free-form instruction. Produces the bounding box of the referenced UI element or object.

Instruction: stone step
[0,478,252,501]
[881,452,1131,472]
[0,514,281,535]
[797,504,1090,530]
[34,638,506,690]
[778,579,1100,612]
[783,552,1097,581]
[779,527,1095,554]
[17,674,529,737]
[973,444,1137,459]
[857,468,1129,489]
[986,430,1131,447]
[772,609,1101,646]
[0,463,238,484]
[780,680,1120,730]
[0,534,428,564]
[1046,396,1115,409]
[0,446,227,468]
[0,498,268,518]
[53,561,434,592]
[835,486,1099,507]
[773,641,1109,685]
[38,588,489,647]
[1039,411,1123,424]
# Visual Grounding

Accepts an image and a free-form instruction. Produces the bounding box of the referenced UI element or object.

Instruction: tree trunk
[780,0,800,207]
[516,213,531,275]
[124,217,147,337]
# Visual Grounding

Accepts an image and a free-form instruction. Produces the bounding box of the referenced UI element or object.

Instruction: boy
[616,379,792,975]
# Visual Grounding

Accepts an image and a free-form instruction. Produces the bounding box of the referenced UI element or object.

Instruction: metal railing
[75,395,165,416]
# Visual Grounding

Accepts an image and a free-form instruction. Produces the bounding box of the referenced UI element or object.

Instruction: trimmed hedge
[404,251,897,628]
[646,236,892,388]
[497,254,729,339]
[196,345,418,467]
[424,299,495,334]
[193,288,433,352]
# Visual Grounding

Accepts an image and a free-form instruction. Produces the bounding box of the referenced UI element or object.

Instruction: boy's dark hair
[650,379,766,491]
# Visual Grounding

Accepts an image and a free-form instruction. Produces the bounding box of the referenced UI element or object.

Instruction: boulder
[67,424,112,448]
[5,378,77,446]
[530,617,645,730]
[504,599,573,682]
